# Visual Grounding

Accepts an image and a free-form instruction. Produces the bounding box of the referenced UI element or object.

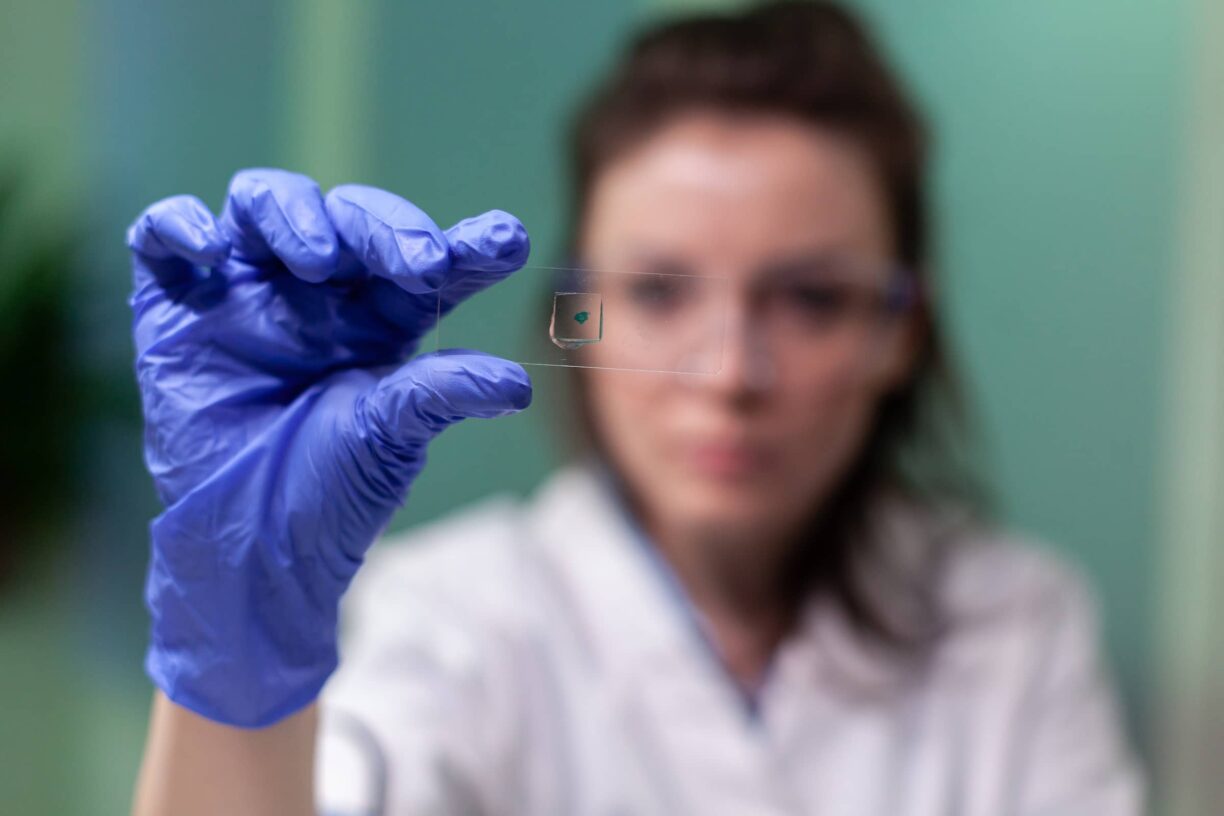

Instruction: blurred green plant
[0,165,82,586]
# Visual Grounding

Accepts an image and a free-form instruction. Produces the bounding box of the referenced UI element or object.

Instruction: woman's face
[578,111,917,543]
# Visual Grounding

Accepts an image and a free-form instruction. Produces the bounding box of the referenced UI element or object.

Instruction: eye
[625,276,687,313]
[780,281,856,322]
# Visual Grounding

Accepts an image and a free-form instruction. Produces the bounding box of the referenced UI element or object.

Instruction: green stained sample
[550,293,602,350]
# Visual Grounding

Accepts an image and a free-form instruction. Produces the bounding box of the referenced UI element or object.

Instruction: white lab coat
[317,466,1143,816]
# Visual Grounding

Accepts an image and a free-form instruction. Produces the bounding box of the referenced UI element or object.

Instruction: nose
[706,297,776,396]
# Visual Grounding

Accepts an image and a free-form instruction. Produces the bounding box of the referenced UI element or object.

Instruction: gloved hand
[128,168,532,727]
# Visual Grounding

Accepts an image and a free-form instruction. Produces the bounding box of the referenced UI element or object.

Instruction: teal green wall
[846,1,1188,745]
[0,0,1200,811]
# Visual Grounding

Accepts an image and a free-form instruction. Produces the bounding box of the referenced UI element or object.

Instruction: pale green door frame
[278,0,372,187]
[1155,0,1224,812]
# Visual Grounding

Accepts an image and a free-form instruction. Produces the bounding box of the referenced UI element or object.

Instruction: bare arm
[132,692,317,816]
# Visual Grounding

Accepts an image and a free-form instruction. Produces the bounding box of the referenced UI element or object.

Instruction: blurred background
[1,0,1220,813]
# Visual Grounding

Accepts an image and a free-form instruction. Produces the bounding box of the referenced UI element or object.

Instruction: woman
[128,2,1141,814]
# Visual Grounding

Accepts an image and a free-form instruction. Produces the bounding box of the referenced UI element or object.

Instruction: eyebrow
[617,250,700,277]
[613,246,891,283]
[753,250,859,279]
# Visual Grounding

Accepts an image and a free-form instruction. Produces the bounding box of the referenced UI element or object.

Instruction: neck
[648,516,805,689]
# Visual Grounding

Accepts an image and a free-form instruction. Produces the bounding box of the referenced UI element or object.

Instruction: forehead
[581,111,893,269]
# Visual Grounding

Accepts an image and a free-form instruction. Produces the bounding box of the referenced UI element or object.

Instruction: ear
[871,310,924,394]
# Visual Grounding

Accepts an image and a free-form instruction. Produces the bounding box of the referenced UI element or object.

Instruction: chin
[665,481,788,535]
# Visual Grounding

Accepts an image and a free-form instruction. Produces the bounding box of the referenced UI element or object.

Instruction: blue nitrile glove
[128,168,532,727]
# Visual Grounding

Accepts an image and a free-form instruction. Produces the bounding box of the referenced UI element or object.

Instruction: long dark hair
[562,1,987,657]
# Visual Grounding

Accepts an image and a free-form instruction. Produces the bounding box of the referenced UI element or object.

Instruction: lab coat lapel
[524,466,807,814]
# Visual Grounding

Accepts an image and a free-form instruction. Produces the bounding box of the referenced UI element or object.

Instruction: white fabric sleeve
[1011,565,1145,816]
[314,504,529,816]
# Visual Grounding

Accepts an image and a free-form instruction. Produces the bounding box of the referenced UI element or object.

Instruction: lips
[682,439,774,479]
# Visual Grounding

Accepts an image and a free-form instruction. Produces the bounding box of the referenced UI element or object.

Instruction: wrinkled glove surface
[128,168,532,727]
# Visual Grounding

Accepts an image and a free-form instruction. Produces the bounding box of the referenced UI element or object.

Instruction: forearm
[132,691,317,816]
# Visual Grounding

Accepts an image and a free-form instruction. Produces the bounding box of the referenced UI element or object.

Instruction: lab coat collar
[522,463,696,674]
[521,463,961,710]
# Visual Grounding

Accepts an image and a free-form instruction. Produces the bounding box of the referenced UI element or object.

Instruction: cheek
[777,367,885,488]
[582,372,668,463]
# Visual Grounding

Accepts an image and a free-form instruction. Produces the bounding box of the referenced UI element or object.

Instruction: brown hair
[563,1,986,655]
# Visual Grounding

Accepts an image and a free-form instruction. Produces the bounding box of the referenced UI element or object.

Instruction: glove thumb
[363,350,533,453]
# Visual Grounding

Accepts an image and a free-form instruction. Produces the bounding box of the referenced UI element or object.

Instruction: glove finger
[220,168,340,282]
[445,209,530,273]
[439,209,531,313]
[324,184,451,295]
[127,195,231,291]
[362,209,534,332]
[363,349,532,445]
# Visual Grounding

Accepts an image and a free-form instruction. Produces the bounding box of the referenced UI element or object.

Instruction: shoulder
[368,495,527,586]
[340,466,605,638]
[921,518,1142,809]
[941,524,1102,636]
[912,512,1112,694]
[822,497,1110,694]
[341,493,531,637]
[876,493,1100,623]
